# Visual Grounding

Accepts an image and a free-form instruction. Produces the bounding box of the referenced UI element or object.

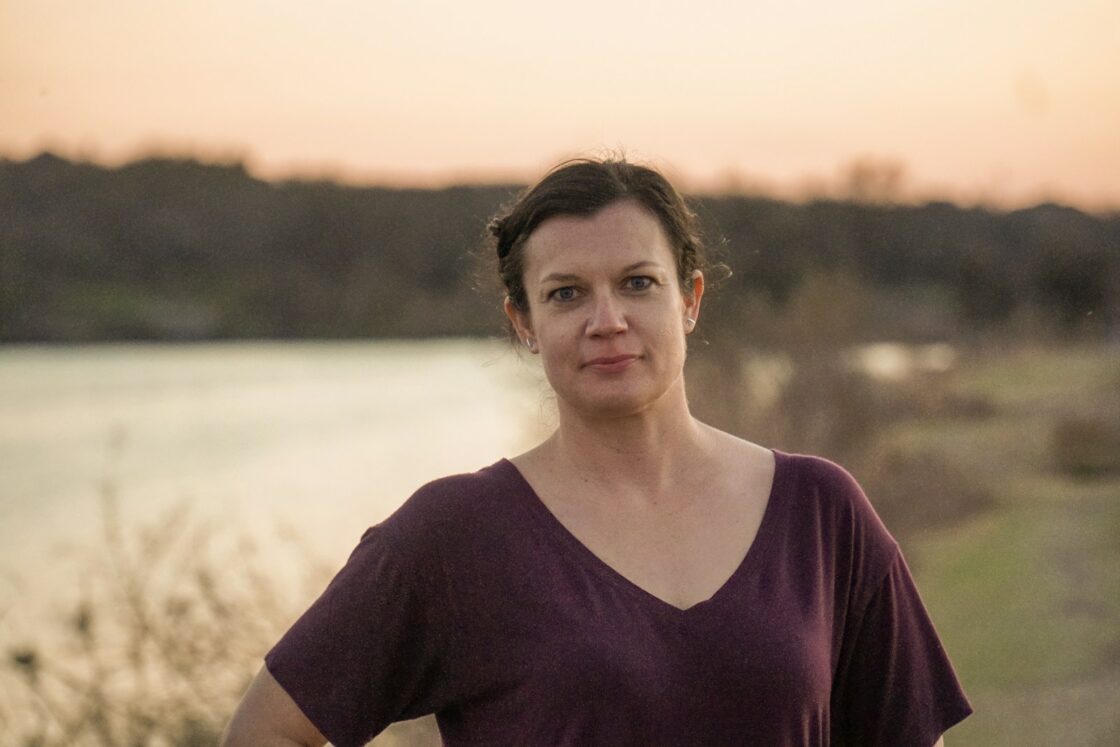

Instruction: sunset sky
[2,0,1118,208]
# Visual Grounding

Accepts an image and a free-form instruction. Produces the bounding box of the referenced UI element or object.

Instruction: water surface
[0,340,545,635]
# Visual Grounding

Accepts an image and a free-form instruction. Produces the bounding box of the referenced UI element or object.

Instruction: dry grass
[0,475,449,746]
[1,483,309,745]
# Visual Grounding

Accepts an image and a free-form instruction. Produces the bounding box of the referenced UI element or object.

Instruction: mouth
[583,354,639,372]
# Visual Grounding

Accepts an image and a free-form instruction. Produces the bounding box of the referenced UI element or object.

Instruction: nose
[586,293,627,337]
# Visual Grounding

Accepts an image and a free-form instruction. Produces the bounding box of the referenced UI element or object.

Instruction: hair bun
[487,216,505,238]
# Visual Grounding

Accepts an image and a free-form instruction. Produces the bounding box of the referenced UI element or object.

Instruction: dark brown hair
[489,158,715,312]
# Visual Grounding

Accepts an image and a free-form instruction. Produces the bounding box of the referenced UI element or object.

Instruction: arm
[220,665,328,747]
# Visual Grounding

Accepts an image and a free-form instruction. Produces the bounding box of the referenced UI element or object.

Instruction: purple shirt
[266,451,971,745]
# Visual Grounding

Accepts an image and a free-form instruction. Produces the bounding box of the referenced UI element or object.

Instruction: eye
[625,276,655,292]
[548,286,579,302]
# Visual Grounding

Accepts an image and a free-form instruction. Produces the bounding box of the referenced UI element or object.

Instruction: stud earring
[685,318,696,328]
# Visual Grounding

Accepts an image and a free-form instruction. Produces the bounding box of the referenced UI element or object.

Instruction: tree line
[2,152,1117,343]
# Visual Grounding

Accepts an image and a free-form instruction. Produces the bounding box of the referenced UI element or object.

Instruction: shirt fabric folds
[265,450,971,746]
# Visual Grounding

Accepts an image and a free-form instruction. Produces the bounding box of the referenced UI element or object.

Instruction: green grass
[917,496,1120,690]
[895,344,1120,746]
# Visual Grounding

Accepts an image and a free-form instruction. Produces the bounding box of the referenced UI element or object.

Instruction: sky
[2,0,1118,209]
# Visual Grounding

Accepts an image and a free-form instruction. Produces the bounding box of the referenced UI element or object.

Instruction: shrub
[1053,417,1120,477]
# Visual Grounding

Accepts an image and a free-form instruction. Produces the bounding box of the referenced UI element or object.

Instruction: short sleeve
[831,550,972,746]
[264,524,454,747]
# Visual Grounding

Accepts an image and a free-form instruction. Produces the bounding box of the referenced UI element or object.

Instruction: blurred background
[2,1,1118,744]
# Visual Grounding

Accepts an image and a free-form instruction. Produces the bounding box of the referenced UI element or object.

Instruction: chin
[559,384,673,420]
[547,361,685,420]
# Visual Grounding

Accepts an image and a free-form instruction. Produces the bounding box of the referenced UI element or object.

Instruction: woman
[222,158,971,746]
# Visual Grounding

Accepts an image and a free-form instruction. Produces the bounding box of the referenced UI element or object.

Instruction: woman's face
[505,199,703,420]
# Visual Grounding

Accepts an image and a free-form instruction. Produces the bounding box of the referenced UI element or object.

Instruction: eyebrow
[539,261,664,284]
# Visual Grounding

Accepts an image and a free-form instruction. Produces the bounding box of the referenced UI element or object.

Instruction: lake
[0,340,547,638]
[0,338,953,641]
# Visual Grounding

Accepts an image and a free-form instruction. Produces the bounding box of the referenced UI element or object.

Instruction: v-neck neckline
[497,450,785,617]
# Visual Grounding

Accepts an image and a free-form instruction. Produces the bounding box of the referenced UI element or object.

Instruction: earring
[524,337,536,351]
[685,318,696,328]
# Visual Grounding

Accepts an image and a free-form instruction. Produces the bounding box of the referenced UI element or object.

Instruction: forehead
[522,199,675,279]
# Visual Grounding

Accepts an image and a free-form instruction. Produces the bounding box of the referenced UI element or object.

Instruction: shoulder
[777,450,863,497]
[776,451,889,531]
[374,459,525,552]
[772,450,900,591]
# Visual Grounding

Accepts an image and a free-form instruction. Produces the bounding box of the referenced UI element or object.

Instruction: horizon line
[5,146,1118,215]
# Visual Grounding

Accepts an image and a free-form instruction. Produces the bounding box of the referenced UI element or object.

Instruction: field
[899,344,1120,745]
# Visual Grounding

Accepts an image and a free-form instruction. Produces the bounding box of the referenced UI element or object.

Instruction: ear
[683,271,704,333]
[504,297,537,351]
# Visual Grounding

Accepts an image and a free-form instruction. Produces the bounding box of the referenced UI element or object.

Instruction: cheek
[533,322,575,369]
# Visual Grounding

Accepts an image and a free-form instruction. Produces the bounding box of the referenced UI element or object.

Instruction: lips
[583,354,639,372]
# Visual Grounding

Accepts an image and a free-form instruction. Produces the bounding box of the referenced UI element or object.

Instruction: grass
[954,344,1119,411]
[0,489,340,746]
[898,343,1120,746]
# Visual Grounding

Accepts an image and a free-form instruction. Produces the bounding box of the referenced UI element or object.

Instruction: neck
[545,384,708,496]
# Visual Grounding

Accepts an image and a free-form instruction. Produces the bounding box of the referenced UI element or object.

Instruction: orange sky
[2,0,1118,208]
